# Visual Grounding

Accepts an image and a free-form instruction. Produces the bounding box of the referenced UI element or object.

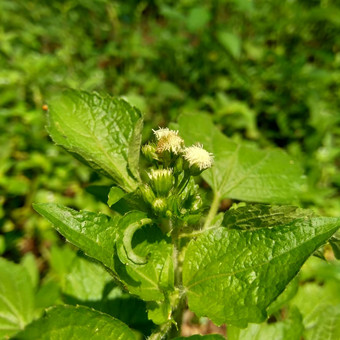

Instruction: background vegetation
[1,0,339,338]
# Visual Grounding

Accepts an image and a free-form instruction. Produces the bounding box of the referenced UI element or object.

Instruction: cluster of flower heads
[148,127,213,170]
[140,127,213,220]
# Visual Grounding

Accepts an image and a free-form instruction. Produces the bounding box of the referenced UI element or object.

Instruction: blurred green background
[0,0,339,337]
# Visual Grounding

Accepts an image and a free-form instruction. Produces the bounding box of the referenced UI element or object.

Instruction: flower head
[153,127,175,140]
[153,128,184,155]
[183,144,213,174]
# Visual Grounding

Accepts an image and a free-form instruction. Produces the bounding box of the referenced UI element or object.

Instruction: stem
[169,226,185,338]
[148,322,172,340]
[176,172,190,195]
[203,191,221,229]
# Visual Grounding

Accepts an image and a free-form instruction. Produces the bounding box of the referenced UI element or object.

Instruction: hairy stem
[203,191,221,229]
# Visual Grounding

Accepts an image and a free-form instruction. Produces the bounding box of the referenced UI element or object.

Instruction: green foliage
[178,113,305,204]
[29,92,339,339]
[228,308,303,340]
[1,0,340,338]
[183,205,339,327]
[0,258,35,338]
[15,305,136,340]
[47,90,142,192]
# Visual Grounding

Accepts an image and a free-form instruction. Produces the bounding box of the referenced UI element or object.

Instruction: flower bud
[139,184,155,205]
[142,143,158,162]
[148,169,174,196]
[183,144,214,176]
[152,198,168,215]
[190,194,203,212]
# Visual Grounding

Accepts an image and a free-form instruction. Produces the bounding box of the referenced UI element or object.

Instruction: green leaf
[266,276,299,316]
[183,205,340,327]
[303,304,340,340]
[108,186,126,207]
[178,113,305,204]
[291,280,340,340]
[228,307,303,340]
[62,255,112,301]
[33,203,120,273]
[47,90,143,192]
[0,258,35,338]
[329,232,340,259]
[187,7,211,32]
[20,253,39,289]
[15,305,136,340]
[147,300,171,325]
[34,203,173,302]
[174,335,225,339]
[224,204,315,230]
[53,252,151,332]
[217,31,242,59]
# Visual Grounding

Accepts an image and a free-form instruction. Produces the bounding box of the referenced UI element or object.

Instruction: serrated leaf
[33,203,120,272]
[47,90,143,192]
[178,113,305,204]
[0,258,35,338]
[34,203,173,302]
[15,305,136,340]
[183,205,340,327]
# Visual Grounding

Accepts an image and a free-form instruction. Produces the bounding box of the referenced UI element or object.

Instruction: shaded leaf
[108,186,126,207]
[228,307,303,340]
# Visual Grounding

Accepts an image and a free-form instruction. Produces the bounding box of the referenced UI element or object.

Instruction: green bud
[142,143,158,162]
[152,198,168,215]
[139,184,155,205]
[148,169,174,196]
[190,194,203,212]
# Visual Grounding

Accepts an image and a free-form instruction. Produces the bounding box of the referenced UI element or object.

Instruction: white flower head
[154,128,184,155]
[183,144,214,171]
[153,127,177,140]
